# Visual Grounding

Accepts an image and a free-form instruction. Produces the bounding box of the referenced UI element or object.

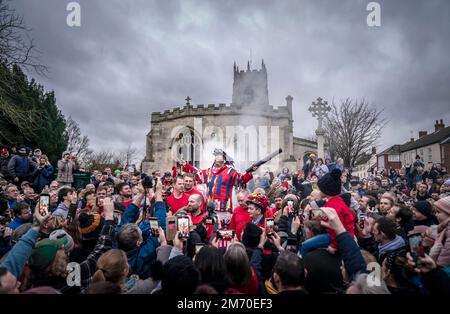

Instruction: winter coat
[7,155,37,178]
[57,159,77,183]
[324,196,355,249]
[300,234,331,258]
[33,164,54,189]
[430,219,450,267]
[117,201,167,279]
[0,156,10,179]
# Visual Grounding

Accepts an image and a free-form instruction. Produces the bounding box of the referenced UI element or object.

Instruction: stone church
[142,60,319,175]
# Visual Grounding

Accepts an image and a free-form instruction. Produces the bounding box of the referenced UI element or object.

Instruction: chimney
[435,119,445,132]
[371,147,376,155]
[410,137,414,142]
[419,131,428,138]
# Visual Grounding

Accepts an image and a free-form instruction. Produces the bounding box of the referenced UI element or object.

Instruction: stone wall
[142,102,294,174]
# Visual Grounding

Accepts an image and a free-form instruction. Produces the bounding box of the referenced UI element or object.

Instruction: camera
[141,174,154,189]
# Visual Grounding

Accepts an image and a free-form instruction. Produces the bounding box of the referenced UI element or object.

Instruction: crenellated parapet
[151,100,292,123]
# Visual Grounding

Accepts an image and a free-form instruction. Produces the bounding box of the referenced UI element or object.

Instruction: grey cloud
[11,0,450,161]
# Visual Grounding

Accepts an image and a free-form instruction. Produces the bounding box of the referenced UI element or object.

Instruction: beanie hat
[413,201,433,219]
[318,169,342,196]
[62,151,70,158]
[246,193,269,213]
[434,196,450,216]
[49,229,74,253]
[242,222,263,248]
[78,212,104,240]
[29,238,66,271]
[443,179,450,187]
[0,148,8,157]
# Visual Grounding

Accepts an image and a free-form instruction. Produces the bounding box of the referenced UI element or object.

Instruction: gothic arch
[170,126,203,168]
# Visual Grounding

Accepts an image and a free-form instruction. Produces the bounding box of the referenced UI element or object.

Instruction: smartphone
[195,243,206,254]
[67,205,77,223]
[166,216,177,241]
[177,215,190,238]
[359,213,366,229]
[408,233,425,261]
[287,200,294,214]
[39,194,50,216]
[217,230,234,241]
[311,209,328,221]
[265,218,274,235]
[148,217,159,237]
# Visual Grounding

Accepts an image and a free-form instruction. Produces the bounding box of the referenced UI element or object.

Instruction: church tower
[232,60,269,108]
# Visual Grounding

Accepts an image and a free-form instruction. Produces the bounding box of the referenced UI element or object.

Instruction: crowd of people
[1,145,450,295]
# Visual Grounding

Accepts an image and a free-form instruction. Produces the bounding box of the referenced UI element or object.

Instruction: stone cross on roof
[185,96,192,106]
[309,97,331,130]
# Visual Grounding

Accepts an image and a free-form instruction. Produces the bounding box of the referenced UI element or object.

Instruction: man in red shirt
[117,182,133,209]
[183,173,205,212]
[186,194,214,240]
[229,190,252,240]
[165,175,189,214]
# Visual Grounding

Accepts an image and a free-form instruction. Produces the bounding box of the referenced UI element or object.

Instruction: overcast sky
[12,0,450,161]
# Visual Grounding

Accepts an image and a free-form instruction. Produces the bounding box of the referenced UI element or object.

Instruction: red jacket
[229,206,252,240]
[188,211,214,240]
[324,195,355,249]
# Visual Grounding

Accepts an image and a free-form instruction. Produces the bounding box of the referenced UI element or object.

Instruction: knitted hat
[318,168,342,196]
[242,222,263,248]
[29,238,66,271]
[434,196,450,216]
[413,201,433,219]
[246,193,269,213]
[78,212,104,240]
[49,229,74,253]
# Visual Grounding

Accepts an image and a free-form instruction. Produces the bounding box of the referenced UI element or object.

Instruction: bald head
[188,194,202,213]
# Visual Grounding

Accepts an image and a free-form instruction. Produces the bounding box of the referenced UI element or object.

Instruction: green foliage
[0,62,67,164]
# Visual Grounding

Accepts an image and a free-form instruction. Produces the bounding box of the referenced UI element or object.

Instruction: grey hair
[117,223,143,252]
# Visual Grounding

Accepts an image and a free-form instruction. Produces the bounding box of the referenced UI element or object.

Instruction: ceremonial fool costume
[180,150,253,227]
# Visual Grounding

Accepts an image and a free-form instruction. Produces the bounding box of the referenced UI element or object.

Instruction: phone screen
[39,194,50,216]
[177,216,190,238]
[217,230,234,248]
[149,218,159,237]
[312,209,328,221]
[166,218,177,241]
[265,218,274,235]
[408,233,425,258]
[359,214,366,229]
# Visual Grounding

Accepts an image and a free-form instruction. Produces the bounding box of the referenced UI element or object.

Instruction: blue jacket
[7,217,29,231]
[33,164,54,188]
[117,201,167,279]
[336,231,367,279]
[7,155,37,178]
[0,228,40,278]
[300,234,331,257]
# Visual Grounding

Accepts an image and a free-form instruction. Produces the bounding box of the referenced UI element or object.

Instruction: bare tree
[84,150,116,172]
[116,145,138,168]
[0,0,46,75]
[65,117,92,166]
[324,98,386,167]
